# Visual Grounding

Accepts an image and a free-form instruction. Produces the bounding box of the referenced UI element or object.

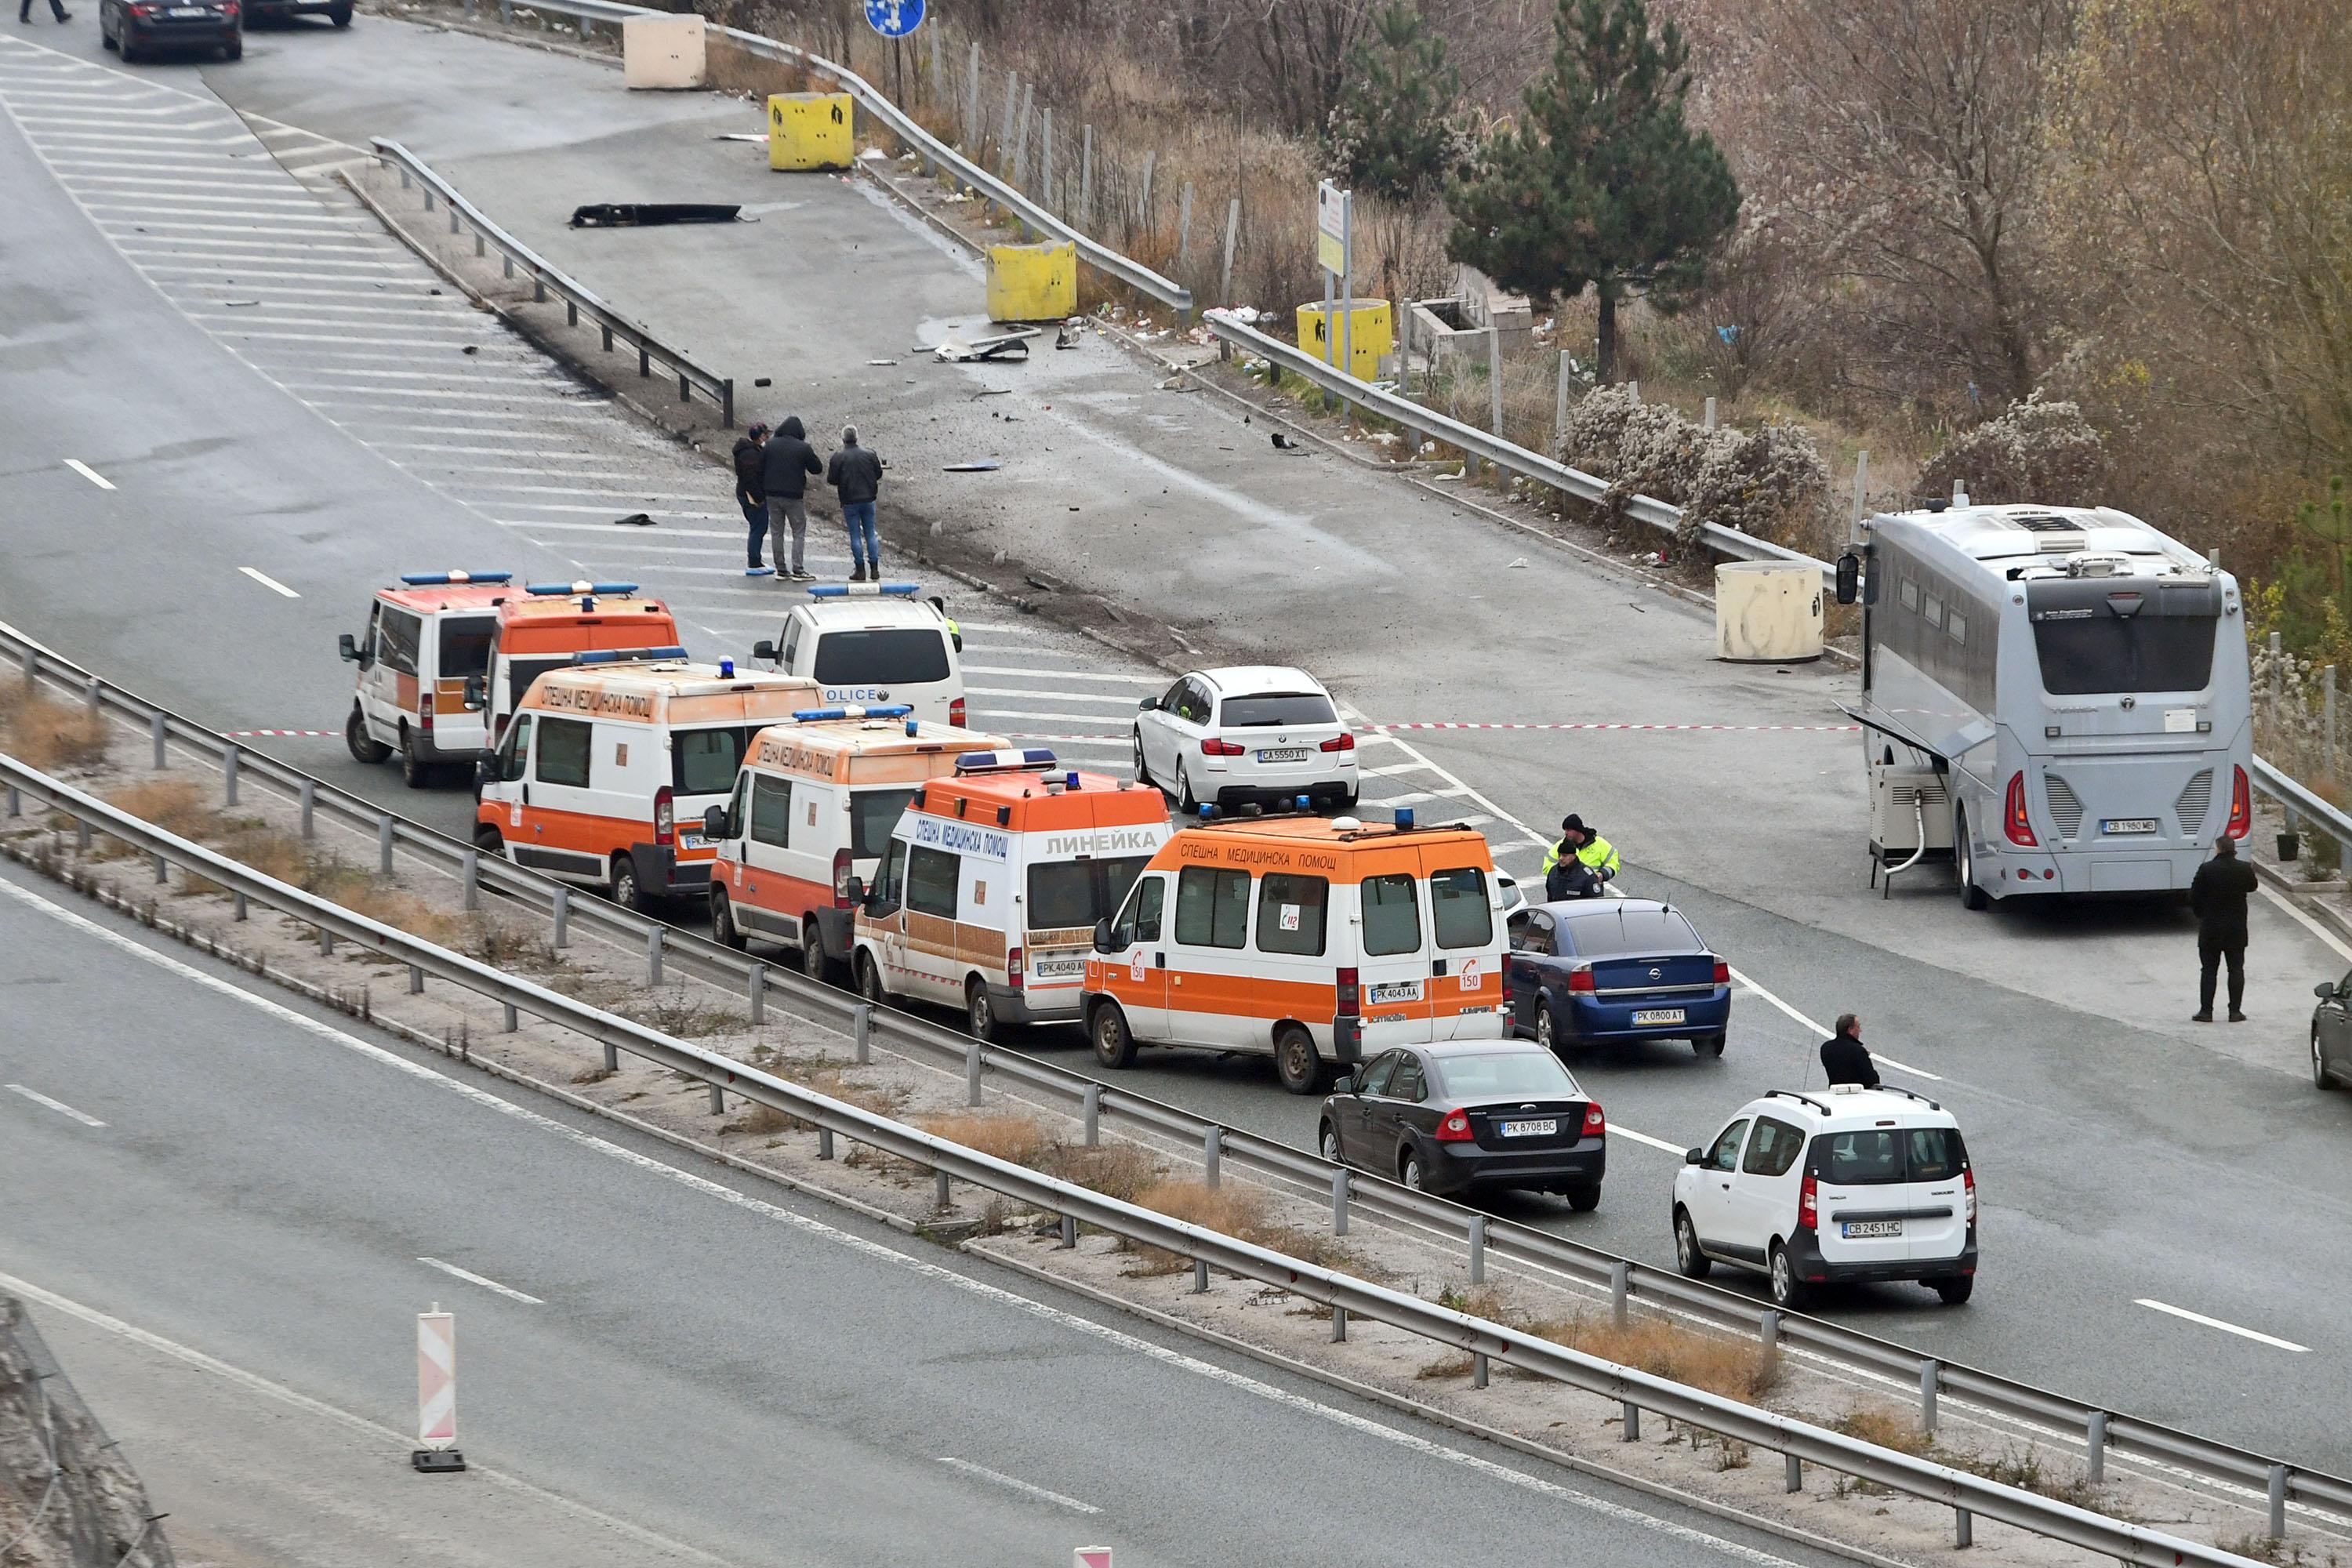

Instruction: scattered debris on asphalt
[568,203,742,228]
[613,513,655,527]
[943,462,1000,473]
[927,327,1040,363]
[972,387,1011,399]
[712,132,764,143]
[223,299,259,307]
[1508,557,1530,568]
[1055,318,1083,350]
[1270,432,1300,450]
[461,344,479,354]
[866,358,896,366]
[753,377,772,387]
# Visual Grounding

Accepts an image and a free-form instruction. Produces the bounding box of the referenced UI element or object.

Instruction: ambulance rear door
[1356,864,1436,1047]
[1423,851,1507,1041]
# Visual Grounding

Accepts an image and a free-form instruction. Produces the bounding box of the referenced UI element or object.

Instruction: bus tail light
[2004,771,2038,847]
[653,786,674,847]
[948,697,966,728]
[832,848,854,907]
[2226,764,2251,838]
[1566,963,1595,993]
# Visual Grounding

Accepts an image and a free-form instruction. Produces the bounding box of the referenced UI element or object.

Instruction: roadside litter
[1054,318,1083,350]
[866,358,896,366]
[943,462,1000,472]
[1270,432,1301,451]
[712,132,764,143]
[568,203,742,228]
[924,326,1040,363]
[613,513,655,527]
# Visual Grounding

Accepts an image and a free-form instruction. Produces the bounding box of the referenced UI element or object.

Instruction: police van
[466,582,683,754]
[848,750,1171,1040]
[704,706,1011,982]
[474,655,819,909]
[752,582,967,727]
[341,572,511,787]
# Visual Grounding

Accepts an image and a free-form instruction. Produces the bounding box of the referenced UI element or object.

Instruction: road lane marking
[1726,970,1943,1082]
[238,566,300,599]
[1605,1123,1685,1156]
[419,1256,544,1305]
[0,874,1806,1567]
[2133,1299,2308,1352]
[936,1457,1100,1514]
[63,459,114,490]
[5,1083,106,1127]
[2259,882,2352,965]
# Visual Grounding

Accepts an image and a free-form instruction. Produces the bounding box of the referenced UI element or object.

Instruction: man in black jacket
[759,416,823,581]
[2189,835,2259,1022]
[732,423,768,572]
[827,424,885,583]
[1819,1014,1880,1088]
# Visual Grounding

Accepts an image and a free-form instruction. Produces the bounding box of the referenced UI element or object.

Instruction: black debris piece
[943,462,1000,473]
[461,344,479,354]
[568,203,742,229]
[1271,431,1298,449]
[613,513,656,527]
[753,377,772,387]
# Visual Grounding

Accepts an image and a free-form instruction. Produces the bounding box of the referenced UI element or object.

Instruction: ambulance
[1082,808,1512,1094]
[847,750,1171,1040]
[751,582,968,726]
[466,582,684,753]
[474,656,820,910]
[703,706,1011,982]
[340,571,512,787]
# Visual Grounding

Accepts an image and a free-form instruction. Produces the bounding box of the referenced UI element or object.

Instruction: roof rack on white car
[1761,1089,1832,1115]
[1871,1083,1945,1112]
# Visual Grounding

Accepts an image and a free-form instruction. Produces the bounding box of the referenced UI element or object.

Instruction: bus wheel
[1955,808,1988,910]
[1274,1024,1327,1095]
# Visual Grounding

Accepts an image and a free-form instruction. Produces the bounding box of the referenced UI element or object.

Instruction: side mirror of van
[844,876,867,908]
[1835,550,1861,606]
[1685,1146,1706,1165]
[702,805,728,839]
[752,639,779,662]
[474,757,495,793]
[1136,695,1159,713]
[460,675,486,713]
[338,633,360,663]
[1093,917,1116,953]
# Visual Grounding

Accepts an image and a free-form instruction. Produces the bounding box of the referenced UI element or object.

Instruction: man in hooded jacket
[759,416,822,580]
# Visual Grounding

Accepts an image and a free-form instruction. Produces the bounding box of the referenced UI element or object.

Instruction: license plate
[168,5,207,13]
[1501,1119,1558,1138]
[1632,1008,1686,1025]
[1030,957,1084,979]
[677,831,706,849]
[1368,979,1421,1003]
[1842,1220,1903,1239]
[1256,747,1312,764]
[2103,818,2158,835]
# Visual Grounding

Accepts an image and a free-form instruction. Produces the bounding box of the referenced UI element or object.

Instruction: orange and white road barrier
[412,1305,466,1472]
[1074,1551,1111,1568]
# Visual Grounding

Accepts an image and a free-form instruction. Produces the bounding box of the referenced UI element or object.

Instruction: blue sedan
[1504,899,1730,1057]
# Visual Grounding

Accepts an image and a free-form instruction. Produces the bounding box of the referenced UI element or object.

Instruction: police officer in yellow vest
[1542,814,1620,900]
[927,595,962,652]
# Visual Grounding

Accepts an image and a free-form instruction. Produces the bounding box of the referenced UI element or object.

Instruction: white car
[1132,666,1358,813]
[1672,1086,1977,1308]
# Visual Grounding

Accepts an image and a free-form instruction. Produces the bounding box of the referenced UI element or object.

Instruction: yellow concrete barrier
[986,241,1076,323]
[1295,299,1395,381]
[768,92,853,172]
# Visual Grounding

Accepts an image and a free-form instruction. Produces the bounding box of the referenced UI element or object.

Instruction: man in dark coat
[732,423,768,572]
[2189,835,2259,1022]
[826,424,884,582]
[759,416,823,580]
[1819,1013,1881,1088]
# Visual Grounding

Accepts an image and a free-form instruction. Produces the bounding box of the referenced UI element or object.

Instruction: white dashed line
[238,566,301,598]
[936,1457,1101,1514]
[5,1083,106,1127]
[2134,1298,2309,1353]
[1605,1123,1686,1156]
[63,458,114,490]
[419,1256,545,1305]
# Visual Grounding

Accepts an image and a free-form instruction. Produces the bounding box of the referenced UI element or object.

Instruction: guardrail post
[474,233,485,259]
[1330,1303,1347,1341]
[3,786,16,818]
[2269,1464,2288,1539]
[499,0,510,25]
[503,1001,518,1033]
[151,712,166,769]
[223,744,239,806]
[423,188,434,213]
[566,300,579,328]
[2085,1410,2105,1483]
[154,851,169,884]
[233,890,247,920]
[603,1039,618,1073]
[378,814,394,876]
[76,818,91,853]
[748,962,767,1025]
[551,885,569,948]
[1610,1260,1630,1327]
[399,165,411,189]
[1954,1508,1972,1548]
[677,372,691,406]
[721,380,735,429]
[1919,1358,1940,1436]
[18,645,34,684]
[638,343,651,377]
[818,1127,835,1160]
[853,1002,872,1064]
[709,1081,724,1115]
[1058,1213,1074,1247]
[85,677,101,716]
[1468,1214,1486,1284]
[1082,1082,1101,1145]
[448,208,461,237]
[503,254,514,280]
[935,1169,952,1210]
[1621,1402,1639,1441]
[1784,1453,1802,1493]
[408,964,423,993]
[532,274,546,303]
[316,924,331,954]
[964,1037,982,1105]
[1472,1352,1489,1388]
[459,847,477,908]
[299,779,316,839]
[1191,1258,1208,1294]
[1761,1308,1781,1350]
[647,927,664,985]
[1202,1126,1221,1187]
[1330,1168,1350,1236]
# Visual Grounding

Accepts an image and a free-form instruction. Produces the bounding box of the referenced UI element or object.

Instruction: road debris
[568,203,742,228]
[866,358,897,366]
[927,326,1041,363]
[1055,318,1083,350]
[712,132,765,143]
[944,462,1000,473]
[1270,432,1300,451]
[461,344,479,354]
[613,513,655,527]
[1508,557,1530,568]
[753,377,772,387]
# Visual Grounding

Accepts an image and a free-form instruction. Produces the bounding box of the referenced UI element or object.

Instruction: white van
[752,582,967,727]
[340,571,511,787]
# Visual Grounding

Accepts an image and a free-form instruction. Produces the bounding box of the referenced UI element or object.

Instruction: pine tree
[1446,0,1739,384]
[1324,3,1468,205]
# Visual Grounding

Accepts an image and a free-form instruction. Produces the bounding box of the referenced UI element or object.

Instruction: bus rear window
[811,629,949,685]
[438,617,496,677]
[2034,615,2216,695]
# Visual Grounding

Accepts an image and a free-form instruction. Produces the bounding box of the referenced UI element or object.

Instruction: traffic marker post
[1074,1551,1112,1568]
[412,1305,466,1472]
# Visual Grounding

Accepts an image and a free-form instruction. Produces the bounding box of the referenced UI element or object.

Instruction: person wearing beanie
[2188,834,2257,1022]
[1541,813,1620,900]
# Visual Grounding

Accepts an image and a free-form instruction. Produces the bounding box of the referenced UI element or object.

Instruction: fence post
[2270,630,2283,729]
[299,779,316,839]
[1853,450,1871,536]
[1012,83,1033,188]
[1468,1214,1486,1284]
[1080,125,1093,226]
[1920,1358,1940,1436]
[1138,150,1156,231]
[1040,107,1053,209]
[1082,1082,1102,1145]
[1330,1168,1350,1235]
[1554,350,1572,462]
[1628,379,1640,404]
[223,744,239,806]
[1202,1126,1221,1187]
[1218,198,1240,308]
[551,884,569,948]
[997,71,1018,176]
[151,712,167,769]
[2085,1410,2106,1484]
[1488,325,1504,448]
[965,43,980,151]
[748,962,767,1025]
[853,1001,872,1064]
[2328,665,2339,783]
[1703,395,1717,430]
[1176,181,1193,272]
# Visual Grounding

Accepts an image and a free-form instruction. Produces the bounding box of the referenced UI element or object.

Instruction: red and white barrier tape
[1365,721,1860,733]
[225,728,340,738]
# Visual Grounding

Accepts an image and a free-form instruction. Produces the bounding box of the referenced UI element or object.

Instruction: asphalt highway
[4,13,2350,1475]
[0,855,1846,1568]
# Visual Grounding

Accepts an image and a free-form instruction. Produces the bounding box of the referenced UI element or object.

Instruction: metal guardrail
[0,750,2278,1568]
[366,138,735,427]
[0,622,2343,1540]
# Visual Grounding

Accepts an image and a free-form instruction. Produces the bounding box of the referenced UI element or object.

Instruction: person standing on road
[2189,835,2259,1022]
[759,416,822,581]
[732,422,770,573]
[827,425,885,582]
[1819,1014,1881,1088]
[18,0,73,22]
[1541,815,1619,900]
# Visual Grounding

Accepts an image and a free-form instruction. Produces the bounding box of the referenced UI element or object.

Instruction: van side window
[498,713,534,782]
[722,772,750,839]
[1174,866,1250,949]
[1707,1119,1750,1172]
[781,620,802,669]
[906,845,960,919]
[877,840,906,903]
[1361,873,1421,955]
[1741,1117,1804,1178]
[1254,873,1328,956]
[377,608,422,675]
[1111,874,1163,946]
[1429,867,1493,949]
[534,717,592,787]
[750,776,792,848]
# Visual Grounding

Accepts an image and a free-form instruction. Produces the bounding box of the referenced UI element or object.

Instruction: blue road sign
[865,0,924,38]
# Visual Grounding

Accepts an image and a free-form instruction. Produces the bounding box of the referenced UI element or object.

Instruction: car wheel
[1929,1274,1975,1305]
[1563,1181,1602,1213]
[1091,1000,1137,1069]
[1955,808,1988,910]
[120,30,140,61]
[610,853,651,912]
[800,917,840,985]
[711,891,746,950]
[1399,1148,1428,1192]
[346,705,392,764]
[855,949,888,1006]
[1535,1004,1560,1053]
[1132,730,1151,788]
[1175,763,1199,815]
[1273,1023,1325,1095]
[221,34,241,58]
[2315,1033,2336,1091]
[1674,1207,1711,1278]
[1693,1031,1727,1058]
[399,729,430,789]
[328,0,351,22]
[1318,1120,1343,1165]
[473,825,504,859]
[966,977,998,1044]
[1769,1242,1809,1310]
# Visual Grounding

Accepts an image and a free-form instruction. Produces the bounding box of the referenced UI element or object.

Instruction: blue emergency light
[906,719,920,737]
[955,747,1058,774]
[1296,795,1312,811]
[1394,808,1415,829]
[806,582,921,599]
[526,580,640,597]
[719,659,735,678]
[399,571,512,586]
[790,704,916,723]
[1067,771,1081,790]
[1197,804,1218,820]
[572,645,688,666]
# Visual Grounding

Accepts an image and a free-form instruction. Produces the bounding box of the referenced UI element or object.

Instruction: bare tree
[1241,0,1374,137]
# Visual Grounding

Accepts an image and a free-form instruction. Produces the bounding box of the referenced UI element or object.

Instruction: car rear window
[438,616,496,677]
[1560,909,1699,956]
[850,786,915,859]
[1433,1051,1576,1100]
[673,726,760,797]
[1219,692,1337,727]
[811,629,949,685]
[1811,1127,1968,1185]
[1025,855,1153,931]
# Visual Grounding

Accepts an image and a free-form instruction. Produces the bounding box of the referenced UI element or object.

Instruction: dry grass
[0,684,111,770]
[106,779,216,838]
[1939,1443,2102,1509]
[620,992,748,1037]
[916,1110,1053,1167]
[1832,1403,1932,1455]
[1040,1140,1165,1202]
[1119,1179,1374,1279]
[1525,1311,1784,1403]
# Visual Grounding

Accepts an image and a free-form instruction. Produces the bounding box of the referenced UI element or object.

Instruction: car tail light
[1963,1164,1976,1224]
[1582,1102,1606,1136]
[831,848,854,907]
[653,786,674,847]
[2004,771,2037,847]
[2226,764,2250,838]
[1336,965,1359,1014]
[1565,963,1595,993]
[1201,737,1244,756]
[1007,946,1024,992]
[1796,1174,1819,1232]
[1319,731,1355,753]
[1436,1108,1475,1142]
[419,690,435,734]
[1710,956,1730,985]
[948,697,966,728]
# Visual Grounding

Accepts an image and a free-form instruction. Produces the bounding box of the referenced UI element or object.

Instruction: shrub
[1526,1310,1783,1402]
[1558,383,1831,555]
[917,1111,1053,1168]
[1918,393,2111,506]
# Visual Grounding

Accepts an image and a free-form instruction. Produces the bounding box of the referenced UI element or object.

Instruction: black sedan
[2314,971,2352,1089]
[103,0,241,61]
[1317,1039,1606,1209]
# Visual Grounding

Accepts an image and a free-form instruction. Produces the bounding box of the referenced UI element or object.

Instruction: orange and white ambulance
[848,750,1171,1040]
[1082,809,1511,1094]
[703,705,1011,982]
[470,582,684,753]
[474,655,818,909]
[341,571,513,787]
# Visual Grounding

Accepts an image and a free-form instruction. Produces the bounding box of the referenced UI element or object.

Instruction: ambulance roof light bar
[807,582,921,599]
[570,645,689,666]
[792,705,916,723]
[526,581,640,597]
[400,571,513,586]
[955,747,1058,774]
